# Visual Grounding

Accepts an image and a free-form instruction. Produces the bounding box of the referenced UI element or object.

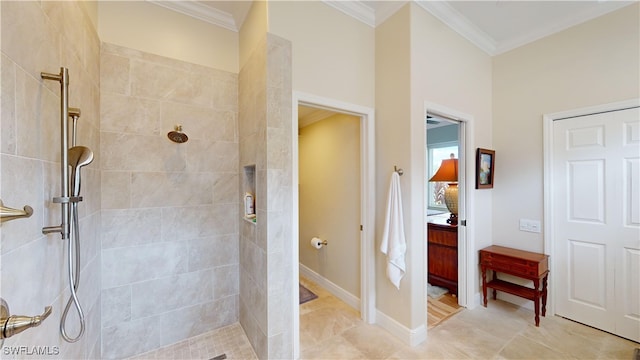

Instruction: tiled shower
[1,1,293,359]
[99,44,240,359]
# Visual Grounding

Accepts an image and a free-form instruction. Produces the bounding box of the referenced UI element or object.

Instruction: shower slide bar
[41,68,79,239]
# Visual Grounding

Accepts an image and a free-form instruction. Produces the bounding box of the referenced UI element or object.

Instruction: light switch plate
[519,219,541,233]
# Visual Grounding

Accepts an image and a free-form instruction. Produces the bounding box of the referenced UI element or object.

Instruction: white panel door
[554,107,640,342]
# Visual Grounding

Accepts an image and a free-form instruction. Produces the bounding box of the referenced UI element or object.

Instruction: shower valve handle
[1,303,52,339]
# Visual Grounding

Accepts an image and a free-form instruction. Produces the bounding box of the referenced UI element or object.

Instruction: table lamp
[429,154,458,225]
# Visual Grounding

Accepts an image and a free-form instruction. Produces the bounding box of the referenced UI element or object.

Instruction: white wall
[239,0,267,70]
[299,113,361,298]
[409,3,494,311]
[492,3,640,255]
[98,1,238,73]
[374,2,494,334]
[268,1,375,108]
[374,4,414,328]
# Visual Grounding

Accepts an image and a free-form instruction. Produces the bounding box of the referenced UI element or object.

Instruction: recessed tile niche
[243,164,256,224]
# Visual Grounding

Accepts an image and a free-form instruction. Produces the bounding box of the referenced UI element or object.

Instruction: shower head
[167,125,188,143]
[68,146,94,197]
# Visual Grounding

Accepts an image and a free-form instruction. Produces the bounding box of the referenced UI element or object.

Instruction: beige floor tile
[300,306,361,346]
[301,335,369,359]
[497,333,574,359]
[341,323,405,359]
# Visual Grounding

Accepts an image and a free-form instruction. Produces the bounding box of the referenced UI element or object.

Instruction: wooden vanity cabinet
[427,217,458,295]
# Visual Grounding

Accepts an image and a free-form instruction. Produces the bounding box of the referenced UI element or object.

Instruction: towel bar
[0,199,33,223]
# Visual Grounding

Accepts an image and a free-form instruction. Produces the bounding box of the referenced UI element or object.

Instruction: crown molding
[147,0,238,32]
[415,1,497,55]
[374,1,409,27]
[322,1,376,27]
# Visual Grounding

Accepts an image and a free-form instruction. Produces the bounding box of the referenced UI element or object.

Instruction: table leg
[533,278,540,326]
[542,274,548,317]
[481,266,488,307]
[492,270,497,300]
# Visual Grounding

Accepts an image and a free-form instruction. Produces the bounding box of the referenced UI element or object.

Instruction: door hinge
[360,225,363,231]
[460,220,467,226]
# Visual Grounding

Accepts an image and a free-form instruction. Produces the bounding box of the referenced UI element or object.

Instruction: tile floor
[129,278,638,359]
[128,323,257,359]
[300,277,639,359]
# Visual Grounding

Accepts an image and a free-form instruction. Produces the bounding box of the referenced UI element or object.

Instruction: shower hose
[60,201,85,342]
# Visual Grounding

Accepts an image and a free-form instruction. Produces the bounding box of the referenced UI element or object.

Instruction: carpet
[427,293,463,329]
[299,283,318,304]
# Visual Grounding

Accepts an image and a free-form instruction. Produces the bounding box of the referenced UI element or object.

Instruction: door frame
[542,97,640,317]
[424,102,474,309]
[292,91,376,358]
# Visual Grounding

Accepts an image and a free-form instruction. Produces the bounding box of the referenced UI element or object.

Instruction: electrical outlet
[519,219,541,233]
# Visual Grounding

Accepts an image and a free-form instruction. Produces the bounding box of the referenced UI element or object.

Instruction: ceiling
[149,0,633,56]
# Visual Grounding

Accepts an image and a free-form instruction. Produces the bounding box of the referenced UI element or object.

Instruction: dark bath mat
[299,283,318,304]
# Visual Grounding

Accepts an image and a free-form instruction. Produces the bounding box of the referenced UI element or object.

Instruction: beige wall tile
[101,208,162,249]
[188,234,239,272]
[100,92,161,135]
[101,171,130,209]
[213,264,240,300]
[1,1,61,86]
[102,315,163,359]
[130,270,214,319]
[130,171,213,208]
[100,52,131,95]
[101,132,187,172]
[102,285,131,328]
[131,60,213,107]
[1,55,17,154]
[102,242,188,289]
[0,155,44,254]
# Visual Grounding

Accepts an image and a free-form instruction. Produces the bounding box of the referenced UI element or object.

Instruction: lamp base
[447,213,458,225]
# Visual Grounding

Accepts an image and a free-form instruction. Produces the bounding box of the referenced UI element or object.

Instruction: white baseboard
[376,310,427,347]
[299,264,360,311]
[473,291,482,308]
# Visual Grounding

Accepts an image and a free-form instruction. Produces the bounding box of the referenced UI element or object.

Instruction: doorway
[292,92,376,359]
[425,113,463,328]
[424,102,473,321]
[544,100,640,343]
[298,106,361,304]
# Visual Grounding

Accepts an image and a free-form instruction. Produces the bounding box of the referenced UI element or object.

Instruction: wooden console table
[479,245,549,326]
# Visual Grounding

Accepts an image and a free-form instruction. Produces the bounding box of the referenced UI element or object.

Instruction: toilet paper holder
[311,237,328,249]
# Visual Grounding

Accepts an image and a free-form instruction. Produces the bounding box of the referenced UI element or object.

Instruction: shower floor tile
[128,323,256,360]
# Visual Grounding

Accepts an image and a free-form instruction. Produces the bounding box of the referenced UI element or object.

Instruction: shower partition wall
[1,1,102,358]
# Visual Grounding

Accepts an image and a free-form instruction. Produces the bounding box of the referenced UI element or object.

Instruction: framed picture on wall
[476,148,495,189]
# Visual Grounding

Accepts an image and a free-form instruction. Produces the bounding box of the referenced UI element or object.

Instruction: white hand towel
[380,171,406,289]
